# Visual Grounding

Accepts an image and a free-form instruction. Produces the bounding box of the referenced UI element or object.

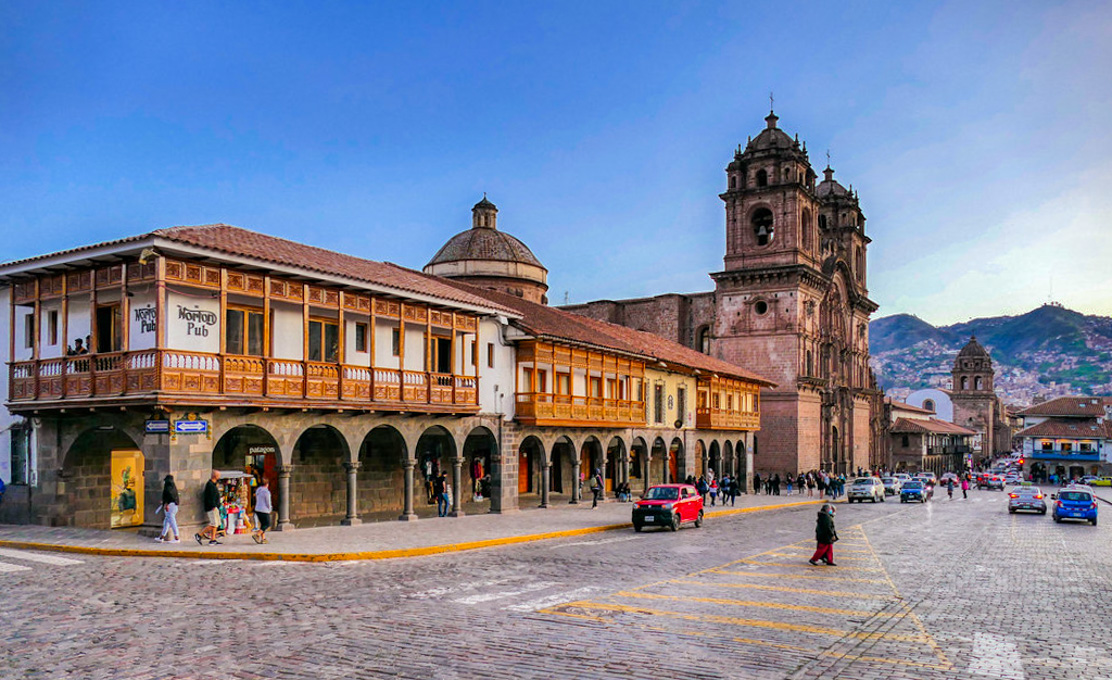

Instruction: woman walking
[809,504,838,566]
[155,475,180,543]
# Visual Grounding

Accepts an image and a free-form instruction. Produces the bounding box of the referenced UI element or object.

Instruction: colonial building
[884,399,975,474]
[1,211,772,530]
[1014,396,1112,480]
[948,336,1013,460]
[564,111,882,476]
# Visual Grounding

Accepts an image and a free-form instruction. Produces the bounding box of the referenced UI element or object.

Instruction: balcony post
[341,461,361,526]
[399,458,418,521]
[275,465,294,531]
[449,456,465,518]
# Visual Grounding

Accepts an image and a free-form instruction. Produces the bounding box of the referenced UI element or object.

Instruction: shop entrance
[462,427,496,503]
[669,438,683,483]
[605,437,624,492]
[61,427,143,529]
[212,425,280,533]
[518,436,543,495]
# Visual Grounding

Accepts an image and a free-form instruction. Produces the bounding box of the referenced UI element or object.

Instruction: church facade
[564,111,883,475]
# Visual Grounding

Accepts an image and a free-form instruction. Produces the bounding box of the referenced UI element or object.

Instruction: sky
[2,1,1110,326]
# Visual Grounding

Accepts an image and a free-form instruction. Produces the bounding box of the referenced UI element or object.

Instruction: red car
[632,484,704,532]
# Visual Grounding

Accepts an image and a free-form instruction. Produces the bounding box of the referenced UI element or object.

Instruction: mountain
[869,304,1112,406]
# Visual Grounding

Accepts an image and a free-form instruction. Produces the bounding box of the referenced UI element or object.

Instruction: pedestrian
[807,473,816,497]
[961,476,969,499]
[946,478,955,500]
[785,475,793,494]
[155,474,180,543]
[816,474,826,498]
[772,473,781,496]
[696,476,709,504]
[709,477,718,506]
[753,473,762,495]
[252,478,272,544]
[195,470,222,546]
[590,468,603,508]
[809,503,839,566]
[435,471,450,517]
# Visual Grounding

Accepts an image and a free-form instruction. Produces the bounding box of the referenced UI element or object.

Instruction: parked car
[847,477,885,503]
[881,477,902,496]
[1089,477,1112,487]
[940,472,959,487]
[1051,487,1098,525]
[633,484,704,532]
[1007,485,1047,514]
[900,480,928,503]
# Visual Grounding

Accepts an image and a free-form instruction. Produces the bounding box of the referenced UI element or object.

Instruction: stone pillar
[399,459,418,521]
[598,450,608,501]
[450,457,465,517]
[644,451,653,491]
[275,465,294,531]
[570,457,581,504]
[341,461,361,526]
[540,462,551,508]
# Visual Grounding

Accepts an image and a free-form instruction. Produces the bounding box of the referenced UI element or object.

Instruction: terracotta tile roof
[1015,396,1112,418]
[885,398,935,415]
[890,417,977,436]
[444,284,776,386]
[1014,418,1112,439]
[2,224,513,314]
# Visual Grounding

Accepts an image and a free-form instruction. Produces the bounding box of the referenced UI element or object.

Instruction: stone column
[341,461,361,526]
[644,451,653,491]
[275,464,294,531]
[540,462,551,508]
[599,450,608,501]
[570,458,581,504]
[450,457,465,517]
[399,459,418,521]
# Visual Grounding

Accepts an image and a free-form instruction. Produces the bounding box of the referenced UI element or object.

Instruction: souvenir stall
[215,470,255,537]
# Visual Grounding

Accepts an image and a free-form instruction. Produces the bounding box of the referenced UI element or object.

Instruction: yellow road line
[734,559,884,572]
[765,552,875,562]
[711,569,889,584]
[668,578,896,600]
[551,600,929,642]
[613,591,902,618]
[776,546,875,554]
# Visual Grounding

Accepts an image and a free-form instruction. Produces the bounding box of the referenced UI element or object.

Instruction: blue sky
[2,1,1110,326]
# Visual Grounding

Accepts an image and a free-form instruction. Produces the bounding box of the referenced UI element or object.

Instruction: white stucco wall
[270,303,303,359]
[165,292,220,354]
[906,388,954,422]
[128,291,157,351]
[477,317,514,419]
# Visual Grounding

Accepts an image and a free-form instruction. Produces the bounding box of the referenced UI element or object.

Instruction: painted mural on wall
[110,449,145,528]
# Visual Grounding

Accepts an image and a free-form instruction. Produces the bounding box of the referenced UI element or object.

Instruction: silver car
[881,477,902,496]
[1007,485,1047,515]
[848,477,885,503]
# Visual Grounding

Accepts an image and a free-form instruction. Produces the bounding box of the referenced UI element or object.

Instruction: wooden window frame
[226,304,265,357]
[354,322,368,353]
[307,315,340,363]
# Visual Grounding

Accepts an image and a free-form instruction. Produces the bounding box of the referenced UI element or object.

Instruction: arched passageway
[462,427,497,504]
[62,428,143,529]
[649,437,667,485]
[551,437,575,496]
[606,437,626,492]
[212,424,282,533]
[358,425,408,517]
[630,437,648,492]
[708,440,721,478]
[723,441,734,478]
[669,438,684,483]
[290,425,349,525]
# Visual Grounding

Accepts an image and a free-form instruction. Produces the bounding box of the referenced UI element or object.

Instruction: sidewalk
[0,492,824,562]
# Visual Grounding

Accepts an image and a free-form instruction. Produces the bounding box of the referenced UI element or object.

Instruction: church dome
[957,335,991,361]
[744,112,798,154]
[816,166,854,200]
[424,197,549,304]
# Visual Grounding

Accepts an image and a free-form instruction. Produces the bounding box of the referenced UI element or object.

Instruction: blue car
[900,480,927,503]
[1052,487,1098,525]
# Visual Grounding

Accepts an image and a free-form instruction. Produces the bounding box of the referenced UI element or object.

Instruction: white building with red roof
[1013,396,1112,480]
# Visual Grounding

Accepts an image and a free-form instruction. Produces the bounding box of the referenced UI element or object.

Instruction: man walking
[435,471,449,517]
[591,468,603,508]
[195,470,222,546]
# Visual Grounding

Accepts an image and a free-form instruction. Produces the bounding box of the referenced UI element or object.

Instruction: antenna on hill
[564,291,569,305]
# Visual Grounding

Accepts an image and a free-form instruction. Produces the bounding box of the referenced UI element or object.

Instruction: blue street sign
[145,419,171,434]
[174,419,209,434]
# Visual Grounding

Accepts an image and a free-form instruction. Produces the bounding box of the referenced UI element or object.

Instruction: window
[654,384,665,423]
[48,310,58,346]
[95,304,122,353]
[901,435,909,448]
[226,308,265,357]
[974,376,983,390]
[756,169,768,187]
[589,376,602,398]
[754,300,768,315]
[697,326,711,354]
[923,399,935,412]
[354,323,368,353]
[960,376,968,390]
[676,387,686,426]
[805,350,813,376]
[10,425,30,484]
[307,319,340,362]
[729,175,737,189]
[469,340,476,367]
[751,208,774,245]
[23,313,34,349]
[433,336,452,373]
[556,372,571,395]
[391,328,401,357]
[487,342,495,368]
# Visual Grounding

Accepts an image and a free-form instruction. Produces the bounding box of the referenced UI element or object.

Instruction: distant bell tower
[951,335,997,458]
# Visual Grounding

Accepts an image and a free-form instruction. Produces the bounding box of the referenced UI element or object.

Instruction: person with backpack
[590,468,604,508]
[709,477,719,506]
[696,476,709,504]
[809,504,839,566]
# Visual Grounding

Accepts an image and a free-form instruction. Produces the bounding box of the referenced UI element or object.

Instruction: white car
[847,477,885,503]
[881,477,902,496]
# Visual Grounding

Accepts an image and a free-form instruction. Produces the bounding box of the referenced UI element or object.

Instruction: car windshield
[882,478,895,483]
[1060,491,1092,502]
[1010,487,1038,495]
[644,487,679,501]
[903,481,922,489]
[853,478,873,484]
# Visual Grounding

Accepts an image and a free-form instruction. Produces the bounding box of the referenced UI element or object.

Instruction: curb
[0,499,823,563]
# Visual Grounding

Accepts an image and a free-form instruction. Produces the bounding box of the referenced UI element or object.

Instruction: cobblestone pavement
[2,488,1110,679]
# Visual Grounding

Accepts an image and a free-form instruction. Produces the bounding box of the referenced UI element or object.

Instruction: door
[668,451,679,484]
[518,449,530,494]
[110,449,144,528]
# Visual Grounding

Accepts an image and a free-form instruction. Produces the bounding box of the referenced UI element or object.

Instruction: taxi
[1051,486,1099,525]
[633,484,704,532]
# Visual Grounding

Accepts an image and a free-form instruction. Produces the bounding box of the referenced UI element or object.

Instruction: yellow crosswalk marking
[668,578,895,600]
[613,590,903,618]
[732,559,884,572]
[710,569,889,584]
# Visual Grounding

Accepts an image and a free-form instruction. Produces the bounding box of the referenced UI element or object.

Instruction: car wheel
[1092,518,1098,526]
[900,498,905,503]
[1054,515,1062,523]
[694,510,704,528]
[633,523,643,532]
[1008,508,1015,514]
[1040,509,1046,515]
[670,513,680,532]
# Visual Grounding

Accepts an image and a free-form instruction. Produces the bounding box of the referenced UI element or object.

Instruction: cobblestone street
[3,489,1110,679]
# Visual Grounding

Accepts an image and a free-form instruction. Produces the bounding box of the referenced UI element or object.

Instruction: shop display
[215,470,255,536]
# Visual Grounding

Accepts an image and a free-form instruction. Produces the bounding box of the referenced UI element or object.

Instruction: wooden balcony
[515,392,644,427]
[8,350,479,412]
[696,407,761,431]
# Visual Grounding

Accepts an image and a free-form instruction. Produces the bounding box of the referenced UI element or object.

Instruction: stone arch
[751,206,774,245]
[60,427,143,529]
[708,440,721,478]
[736,439,748,490]
[669,437,684,483]
[694,439,707,479]
[357,424,408,516]
[518,435,545,497]
[415,425,458,508]
[550,435,577,495]
[605,436,626,492]
[462,426,498,505]
[723,440,734,477]
[212,424,282,527]
[290,424,350,525]
[630,436,649,491]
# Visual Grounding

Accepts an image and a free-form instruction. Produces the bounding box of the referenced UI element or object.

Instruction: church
[563,110,884,475]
